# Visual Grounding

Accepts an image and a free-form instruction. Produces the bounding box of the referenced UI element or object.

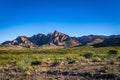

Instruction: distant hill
[73,35,106,45]
[93,35,120,47]
[2,30,120,48]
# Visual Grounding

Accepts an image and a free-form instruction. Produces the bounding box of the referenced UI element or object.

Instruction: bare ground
[0,61,120,80]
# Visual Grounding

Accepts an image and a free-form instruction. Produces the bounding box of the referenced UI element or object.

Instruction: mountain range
[2,30,120,48]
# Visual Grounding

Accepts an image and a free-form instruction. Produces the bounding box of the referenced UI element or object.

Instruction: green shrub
[92,57,101,62]
[78,57,86,62]
[106,50,120,62]
[15,55,32,71]
[51,57,61,67]
[68,59,76,64]
[31,60,42,65]
[15,60,30,71]
[108,50,120,56]
[83,52,94,59]
[51,60,60,67]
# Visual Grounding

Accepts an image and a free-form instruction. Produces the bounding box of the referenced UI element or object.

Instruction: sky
[0,0,120,43]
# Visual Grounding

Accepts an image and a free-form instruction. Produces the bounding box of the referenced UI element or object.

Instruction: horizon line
[0,30,120,43]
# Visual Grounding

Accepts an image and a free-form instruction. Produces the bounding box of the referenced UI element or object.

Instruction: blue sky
[0,0,120,43]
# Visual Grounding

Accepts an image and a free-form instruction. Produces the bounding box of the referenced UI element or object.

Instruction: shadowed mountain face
[93,35,120,47]
[2,30,120,48]
[73,35,106,45]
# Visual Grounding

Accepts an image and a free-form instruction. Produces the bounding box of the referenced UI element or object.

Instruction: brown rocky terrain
[0,61,120,80]
[2,30,120,48]
[2,30,80,48]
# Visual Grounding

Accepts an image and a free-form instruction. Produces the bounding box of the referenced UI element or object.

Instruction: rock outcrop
[2,30,120,48]
[2,30,80,47]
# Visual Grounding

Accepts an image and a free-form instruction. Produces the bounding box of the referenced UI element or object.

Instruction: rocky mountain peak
[32,33,46,38]
[2,30,120,48]
[54,30,60,33]
[52,30,63,37]
[16,36,27,42]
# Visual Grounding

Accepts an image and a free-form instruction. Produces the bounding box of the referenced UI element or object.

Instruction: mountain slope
[2,30,80,47]
[2,30,120,48]
[93,35,120,47]
[2,36,34,47]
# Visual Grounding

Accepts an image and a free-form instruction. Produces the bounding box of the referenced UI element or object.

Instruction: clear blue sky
[0,0,120,43]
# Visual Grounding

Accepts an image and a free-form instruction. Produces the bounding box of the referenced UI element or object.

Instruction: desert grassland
[0,46,120,80]
[0,46,119,66]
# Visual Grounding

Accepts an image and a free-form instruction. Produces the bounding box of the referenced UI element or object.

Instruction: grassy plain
[0,46,120,80]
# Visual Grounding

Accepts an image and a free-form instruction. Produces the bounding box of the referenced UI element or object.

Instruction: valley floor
[0,46,120,80]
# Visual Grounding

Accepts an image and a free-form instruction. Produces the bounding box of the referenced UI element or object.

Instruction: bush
[108,50,120,56]
[68,59,76,64]
[31,60,42,66]
[92,57,101,62]
[15,60,32,71]
[51,60,60,67]
[15,55,32,71]
[83,53,94,59]
[106,50,120,62]
[103,65,111,70]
